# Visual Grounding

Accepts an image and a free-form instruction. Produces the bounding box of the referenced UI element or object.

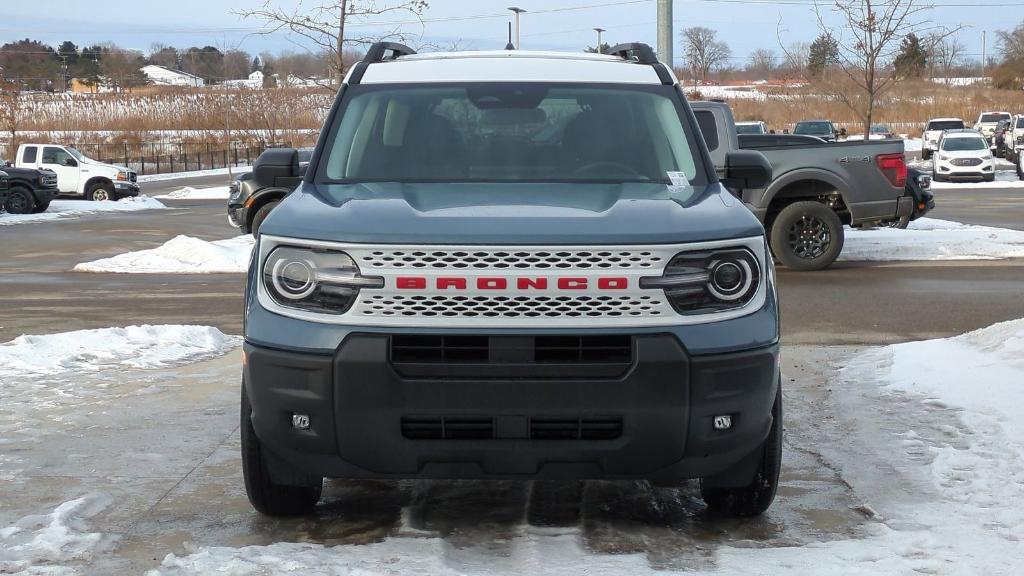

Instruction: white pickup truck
[14,144,139,201]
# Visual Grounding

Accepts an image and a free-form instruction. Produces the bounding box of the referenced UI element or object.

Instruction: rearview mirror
[722,150,772,190]
[253,147,301,189]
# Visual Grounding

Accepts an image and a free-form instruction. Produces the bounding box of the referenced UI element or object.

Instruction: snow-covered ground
[0,496,114,574]
[74,235,254,274]
[0,197,165,226]
[842,217,1024,261]
[0,325,241,379]
[155,185,232,200]
[138,166,250,183]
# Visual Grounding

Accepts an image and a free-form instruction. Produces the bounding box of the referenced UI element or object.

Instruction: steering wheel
[573,161,643,178]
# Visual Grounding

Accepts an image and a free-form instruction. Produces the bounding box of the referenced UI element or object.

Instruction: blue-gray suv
[241,43,781,518]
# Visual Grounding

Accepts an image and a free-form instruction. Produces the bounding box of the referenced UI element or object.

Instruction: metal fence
[0,142,290,176]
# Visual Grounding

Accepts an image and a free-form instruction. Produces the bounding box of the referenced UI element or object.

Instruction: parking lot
[1,170,1022,574]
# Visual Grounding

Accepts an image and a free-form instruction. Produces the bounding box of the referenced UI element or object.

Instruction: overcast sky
[1,0,1021,66]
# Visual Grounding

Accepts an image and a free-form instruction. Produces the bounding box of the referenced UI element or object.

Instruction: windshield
[794,122,832,135]
[319,83,703,185]
[927,120,965,131]
[941,137,987,151]
[1017,118,1024,129]
[980,113,1009,123]
[736,123,764,134]
[66,147,84,160]
[870,125,889,133]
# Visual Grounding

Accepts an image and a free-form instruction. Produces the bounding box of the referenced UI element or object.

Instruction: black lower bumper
[244,334,779,481]
[115,182,140,198]
[228,204,247,230]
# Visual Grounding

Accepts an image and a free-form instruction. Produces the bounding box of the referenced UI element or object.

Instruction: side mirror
[722,150,772,191]
[253,147,301,189]
[64,157,78,167]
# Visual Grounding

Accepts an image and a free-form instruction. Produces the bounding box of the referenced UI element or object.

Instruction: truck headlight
[640,248,761,314]
[263,246,383,314]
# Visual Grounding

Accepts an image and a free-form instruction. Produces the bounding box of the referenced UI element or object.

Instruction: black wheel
[701,385,782,517]
[249,200,280,238]
[241,384,323,516]
[86,182,116,202]
[769,201,844,271]
[1018,158,1024,180]
[921,149,931,161]
[31,200,52,214]
[983,174,995,183]
[4,186,36,214]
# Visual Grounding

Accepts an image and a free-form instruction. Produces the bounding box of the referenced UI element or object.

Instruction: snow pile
[0,496,112,574]
[841,217,1024,261]
[156,186,232,200]
[138,166,251,183]
[0,325,241,379]
[0,197,165,226]
[74,235,254,274]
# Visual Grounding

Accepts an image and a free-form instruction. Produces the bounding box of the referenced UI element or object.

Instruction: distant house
[140,65,205,87]
[219,70,264,89]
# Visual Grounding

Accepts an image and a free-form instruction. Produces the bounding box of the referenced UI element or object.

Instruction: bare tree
[814,0,958,135]
[100,45,147,92]
[926,32,964,81]
[681,26,732,83]
[997,21,1024,61]
[0,80,22,145]
[237,0,428,87]
[781,42,810,77]
[747,48,777,78]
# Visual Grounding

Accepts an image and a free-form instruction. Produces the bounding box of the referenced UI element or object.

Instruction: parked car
[922,118,966,160]
[241,42,783,519]
[696,102,918,270]
[1006,114,1024,163]
[227,147,313,236]
[735,121,767,135]
[885,167,934,228]
[973,111,1012,146]
[932,129,995,182]
[14,144,139,201]
[793,119,838,142]
[870,123,895,139]
[0,159,59,214]
[993,118,1013,158]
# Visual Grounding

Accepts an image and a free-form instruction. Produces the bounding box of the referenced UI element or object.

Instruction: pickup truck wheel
[86,182,116,202]
[250,200,280,238]
[701,385,782,517]
[241,384,323,516]
[921,149,931,161]
[770,201,844,271]
[31,200,52,214]
[4,186,36,214]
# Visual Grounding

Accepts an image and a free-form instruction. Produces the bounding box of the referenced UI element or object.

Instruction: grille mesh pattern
[358,294,666,318]
[358,249,664,270]
[951,158,982,166]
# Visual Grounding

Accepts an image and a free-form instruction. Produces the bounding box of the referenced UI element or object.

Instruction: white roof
[927,117,963,122]
[354,50,667,85]
[942,130,984,138]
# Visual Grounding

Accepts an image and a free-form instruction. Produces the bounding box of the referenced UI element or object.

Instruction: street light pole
[593,28,606,53]
[508,7,526,49]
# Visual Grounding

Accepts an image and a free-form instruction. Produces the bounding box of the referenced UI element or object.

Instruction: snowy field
[0,197,165,226]
[138,166,250,183]
[154,185,232,200]
[842,217,1024,261]
[2,320,1022,574]
[74,235,254,274]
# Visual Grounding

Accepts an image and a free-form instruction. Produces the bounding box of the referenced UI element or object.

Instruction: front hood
[81,157,129,172]
[940,149,991,160]
[260,182,764,245]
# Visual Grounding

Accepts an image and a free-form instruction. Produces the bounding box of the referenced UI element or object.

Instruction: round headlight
[272,257,316,300]
[707,258,754,302]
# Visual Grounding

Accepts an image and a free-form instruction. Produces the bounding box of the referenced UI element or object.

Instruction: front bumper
[244,334,779,481]
[227,203,248,229]
[934,159,994,180]
[114,182,140,197]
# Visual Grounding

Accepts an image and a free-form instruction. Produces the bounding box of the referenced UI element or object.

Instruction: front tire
[241,385,323,516]
[86,182,116,202]
[249,200,280,238]
[921,149,931,161]
[769,201,844,271]
[701,385,782,517]
[4,186,36,214]
[31,200,52,214]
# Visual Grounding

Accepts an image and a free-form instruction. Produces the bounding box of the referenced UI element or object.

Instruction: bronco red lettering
[558,278,588,290]
[477,277,508,289]
[517,277,548,290]
[598,277,628,290]
[396,277,426,289]
[437,277,467,290]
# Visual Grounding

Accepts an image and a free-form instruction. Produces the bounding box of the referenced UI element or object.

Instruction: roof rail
[607,43,658,65]
[363,42,417,63]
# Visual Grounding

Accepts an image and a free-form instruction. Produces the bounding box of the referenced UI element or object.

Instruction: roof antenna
[505,22,515,50]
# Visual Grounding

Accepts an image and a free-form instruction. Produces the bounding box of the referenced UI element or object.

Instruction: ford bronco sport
[241,43,782,518]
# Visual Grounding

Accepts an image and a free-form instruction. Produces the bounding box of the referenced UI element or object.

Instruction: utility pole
[657,0,673,65]
[594,28,606,53]
[982,31,987,79]
[508,7,526,49]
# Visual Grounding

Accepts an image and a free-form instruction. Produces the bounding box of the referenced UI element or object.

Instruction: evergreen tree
[894,33,927,79]
[807,34,839,77]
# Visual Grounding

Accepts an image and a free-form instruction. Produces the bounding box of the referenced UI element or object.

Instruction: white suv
[933,129,995,182]
[1008,114,1024,163]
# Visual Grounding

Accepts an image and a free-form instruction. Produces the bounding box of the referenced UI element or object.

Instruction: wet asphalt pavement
[1,173,1023,573]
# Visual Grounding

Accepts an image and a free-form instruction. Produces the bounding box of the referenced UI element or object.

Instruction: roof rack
[363,42,417,63]
[607,43,658,65]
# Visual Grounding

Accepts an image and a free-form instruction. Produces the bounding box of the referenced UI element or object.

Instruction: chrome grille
[358,248,665,270]
[357,294,668,319]
[951,158,982,166]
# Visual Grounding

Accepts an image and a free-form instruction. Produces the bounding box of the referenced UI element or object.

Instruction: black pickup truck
[1,159,59,214]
